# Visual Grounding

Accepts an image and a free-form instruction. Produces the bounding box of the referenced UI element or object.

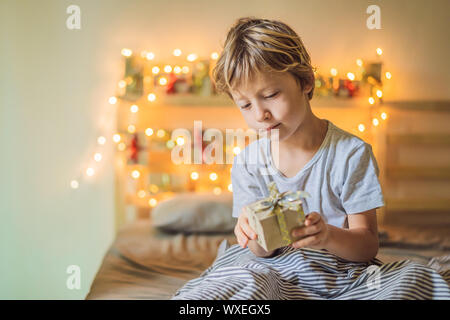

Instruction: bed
[86,218,450,299]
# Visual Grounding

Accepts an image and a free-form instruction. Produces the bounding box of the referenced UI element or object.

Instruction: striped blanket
[171,241,450,300]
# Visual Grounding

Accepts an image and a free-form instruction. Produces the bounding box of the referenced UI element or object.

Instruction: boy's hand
[234,208,257,248]
[289,212,329,250]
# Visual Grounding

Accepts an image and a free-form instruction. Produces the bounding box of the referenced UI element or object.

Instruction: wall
[0,0,448,299]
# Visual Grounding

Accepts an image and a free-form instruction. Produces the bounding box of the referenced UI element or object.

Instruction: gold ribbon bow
[251,181,311,245]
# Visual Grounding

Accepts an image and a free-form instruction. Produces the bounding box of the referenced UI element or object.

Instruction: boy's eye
[240,92,279,109]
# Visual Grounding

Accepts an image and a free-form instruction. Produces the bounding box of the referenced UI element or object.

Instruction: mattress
[86,219,450,300]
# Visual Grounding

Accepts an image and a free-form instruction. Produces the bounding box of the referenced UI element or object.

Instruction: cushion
[151,192,236,233]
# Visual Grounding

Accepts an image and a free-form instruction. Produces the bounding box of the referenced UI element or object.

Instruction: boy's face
[229,71,312,142]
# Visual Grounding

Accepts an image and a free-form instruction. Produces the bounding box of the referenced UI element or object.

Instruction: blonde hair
[212,17,316,100]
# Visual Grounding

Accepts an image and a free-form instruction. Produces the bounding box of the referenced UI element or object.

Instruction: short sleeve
[231,155,264,219]
[340,143,385,214]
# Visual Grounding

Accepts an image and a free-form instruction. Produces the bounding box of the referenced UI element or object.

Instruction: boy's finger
[306,212,321,226]
[241,221,257,240]
[236,224,249,248]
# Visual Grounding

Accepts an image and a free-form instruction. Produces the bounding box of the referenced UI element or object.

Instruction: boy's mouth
[265,123,281,131]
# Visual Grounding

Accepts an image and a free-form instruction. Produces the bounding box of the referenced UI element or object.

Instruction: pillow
[151,192,236,233]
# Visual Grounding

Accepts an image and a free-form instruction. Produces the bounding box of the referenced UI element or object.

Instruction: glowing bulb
[173,66,182,74]
[149,198,158,207]
[233,146,241,155]
[213,187,222,195]
[376,90,383,98]
[149,184,159,193]
[358,124,365,132]
[86,167,95,177]
[182,66,190,74]
[113,134,121,143]
[347,72,355,81]
[330,68,338,76]
[176,137,185,145]
[152,66,160,74]
[70,180,79,189]
[130,104,139,113]
[109,96,117,105]
[157,129,166,138]
[121,48,132,57]
[376,48,383,56]
[131,170,140,179]
[137,190,146,198]
[228,183,233,192]
[118,142,126,151]
[187,53,198,62]
[127,125,136,133]
[381,112,387,120]
[159,77,167,85]
[146,52,155,60]
[147,93,156,102]
[385,72,392,80]
[164,65,172,73]
[190,172,199,180]
[145,128,154,136]
[356,59,363,67]
[94,153,102,162]
[118,80,126,88]
[368,97,375,105]
[166,140,175,149]
[373,118,379,126]
[97,136,106,145]
[209,172,218,181]
[211,52,219,60]
[173,49,182,56]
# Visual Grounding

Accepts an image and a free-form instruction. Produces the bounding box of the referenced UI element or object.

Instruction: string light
[152,66,160,74]
[108,96,117,105]
[118,142,126,151]
[190,172,199,180]
[146,52,155,60]
[173,66,182,74]
[176,137,185,145]
[368,97,375,105]
[211,52,219,60]
[173,49,182,56]
[70,180,79,189]
[149,184,159,193]
[347,72,355,81]
[358,124,365,132]
[166,140,175,149]
[147,93,156,102]
[149,198,158,207]
[86,167,95,177]
[376,48,383,56]
[187,53,198,62]
[233,146,241,155]
[156,129,166,138]
[121,48,132,57]
[130,104,139,113]
[376,90,383,98]
[385,72,392,80]
[94,153,102,162]
[145,128,154,136]
[381,112,387,120]
[164,65,172,73]
[372,118,379,126]
[228,183,233,192]
[330,68,338,76]
[182,66,189,74]
[159,77,167,85]
[137,190,146,198]
[131,170,140,179]
[127,125,136,133]
[118,80,126,88]
[209,172,218,181]
[97,136,106,145]
[356,59,363,67]
[213,187,222,195]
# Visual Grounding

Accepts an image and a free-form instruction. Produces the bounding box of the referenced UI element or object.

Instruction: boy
[212,17,385,262]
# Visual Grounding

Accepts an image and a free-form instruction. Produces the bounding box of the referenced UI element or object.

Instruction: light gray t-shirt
[231,119,385,228]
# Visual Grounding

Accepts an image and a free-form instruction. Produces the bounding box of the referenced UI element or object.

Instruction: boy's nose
[255,108,272,123]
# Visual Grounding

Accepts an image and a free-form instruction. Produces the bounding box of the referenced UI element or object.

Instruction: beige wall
[0,0,448,299]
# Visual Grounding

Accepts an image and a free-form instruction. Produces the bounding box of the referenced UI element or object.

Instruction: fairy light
[118,80,126,88]
[176,137,185,145]
[173,49,182,56]
[368,97,375,105]
[113,134,121,143]
[228,183,233,192]
[213,187,222,195]
[166,140,175,149]
[385,72,392,80]
[130,104,139,113]
[70,180,79,189]
[146,52,155,60]
[152,66,160,74]
[108,96,117,105]
[358,124,365,132]
[131,170,140,179]
[190,172,199,180]
[118,142,126,151]
[347,72,355,81]
[187,53,198,62]
[376,48,383,56]
[381,112,387,120]
[211,52,219,60]
[86,167,95,177]
[145,128,154,136]
[149,198,158,207]
[164,65,172,73]
[173,66,182,74]
[137,190,146,198]
[356,59,363,67]
[121,48,132,57]
[127,125,136,133]
[209,172,218,181]
[159,77,168,85]
[233,146,241,155]
[373,118,379,126]
[94,153,102,162]
[376,90,383,98]
[182,66,189,74]
[330,68,338,76]
[97,136,106,145]
[157,129,166,138]
[147,93,156,102]
[149,184,159,193]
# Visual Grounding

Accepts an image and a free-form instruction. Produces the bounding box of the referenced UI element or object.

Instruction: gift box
[245,181,310,252]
